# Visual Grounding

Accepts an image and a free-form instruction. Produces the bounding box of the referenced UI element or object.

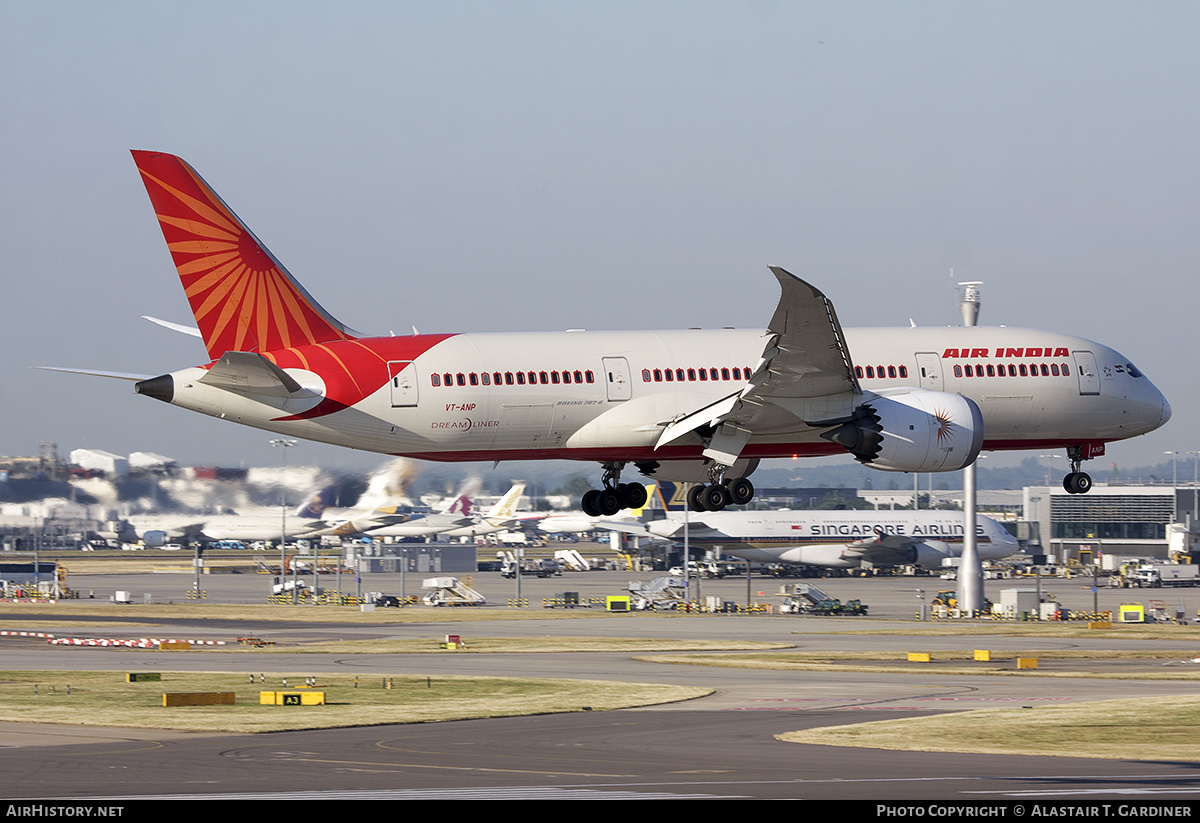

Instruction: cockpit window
[1127,363,1144,378]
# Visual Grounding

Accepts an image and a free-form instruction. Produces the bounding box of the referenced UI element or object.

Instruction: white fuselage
[648,510,1020,568]
[160,325,1169,474]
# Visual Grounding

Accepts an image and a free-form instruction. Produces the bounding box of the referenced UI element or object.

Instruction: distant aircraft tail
[655,482,691,512]
[438,476,482,517]
[131,150,359,360]
[484,483,526,521]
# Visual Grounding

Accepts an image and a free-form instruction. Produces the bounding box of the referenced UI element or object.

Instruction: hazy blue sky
[2,1,1196,478]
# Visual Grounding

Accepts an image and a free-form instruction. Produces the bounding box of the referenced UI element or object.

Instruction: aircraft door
[388,361,419,407]
[1072,351,1100,396]
[602,357,632,401]
[914,352,943,391]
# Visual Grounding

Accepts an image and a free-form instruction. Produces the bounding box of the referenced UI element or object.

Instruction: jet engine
[141,530,169,549]
[775,545,858,568]
[821,388,983,473]
[899,540,954,566]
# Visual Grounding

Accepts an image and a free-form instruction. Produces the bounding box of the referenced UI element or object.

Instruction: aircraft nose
[1160,393,1172,428]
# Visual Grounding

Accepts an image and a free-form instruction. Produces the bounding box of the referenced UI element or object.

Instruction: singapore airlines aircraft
[645,510,1020,569]
[47,152,1170,517]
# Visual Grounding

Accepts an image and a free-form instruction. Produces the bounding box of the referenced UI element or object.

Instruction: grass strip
[0,670,708,734]
[636,649,1200,680]
[777,694,1200,761]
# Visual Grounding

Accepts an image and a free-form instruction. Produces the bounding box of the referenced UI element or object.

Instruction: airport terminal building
[1022,484,1199,562]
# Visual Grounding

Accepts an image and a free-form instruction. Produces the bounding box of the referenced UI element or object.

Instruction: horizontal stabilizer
[35,366,153,381]
[142,316,202,338]
[198,352,304,398]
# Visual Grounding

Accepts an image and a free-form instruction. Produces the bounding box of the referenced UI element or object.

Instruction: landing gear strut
[581,463,648,517]
[1062,446,1093,495]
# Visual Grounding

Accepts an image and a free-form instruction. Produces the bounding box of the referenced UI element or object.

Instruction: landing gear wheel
[687,485,706,512]
[620,483,648,510]
[701,483,730,512]
[581,489,601,517]
[1064,472,1092,495]
[596,488,622,516]
[727,477,754,506]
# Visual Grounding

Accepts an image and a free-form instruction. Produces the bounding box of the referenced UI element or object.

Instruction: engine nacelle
[900,540,954,566]
[141,530,169,549]
[822,388,984,473]
[775,544,859,568]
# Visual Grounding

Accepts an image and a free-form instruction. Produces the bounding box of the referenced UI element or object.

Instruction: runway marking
[966,783,1200,798]
[84,787,751,800]
[726,692,1075,711]
[269,754,637,779]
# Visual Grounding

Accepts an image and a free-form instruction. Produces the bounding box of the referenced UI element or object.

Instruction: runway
[5,710,1200,801]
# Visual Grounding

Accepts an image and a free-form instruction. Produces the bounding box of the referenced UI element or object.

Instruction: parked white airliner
[647,510,1020,569]
[365,483,534,539]
[46,152,1170,516]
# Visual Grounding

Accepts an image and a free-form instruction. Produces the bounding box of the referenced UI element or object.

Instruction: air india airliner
[46,152,1171,517]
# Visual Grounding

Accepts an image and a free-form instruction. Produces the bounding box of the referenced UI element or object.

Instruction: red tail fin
[131,151,357,359]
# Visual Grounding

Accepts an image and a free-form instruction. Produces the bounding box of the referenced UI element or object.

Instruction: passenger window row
[430,370,596,387]
[854,365,909,380]
[641,366,752,383]
[952,363,1071,378]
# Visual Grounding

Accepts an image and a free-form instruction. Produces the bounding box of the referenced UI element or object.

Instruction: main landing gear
[581,463,649,517]
[687,465,754,513]
[1062,446,1093,495]
[578,462,758,516]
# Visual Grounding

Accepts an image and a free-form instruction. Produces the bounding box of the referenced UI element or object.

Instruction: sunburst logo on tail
[132,151,354,360]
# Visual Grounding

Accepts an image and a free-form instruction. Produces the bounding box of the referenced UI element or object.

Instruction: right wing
[655,267,861,464]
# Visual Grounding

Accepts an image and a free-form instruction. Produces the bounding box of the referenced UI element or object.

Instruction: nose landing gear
[1063,471,1092,495]
[1062,445,1094,495]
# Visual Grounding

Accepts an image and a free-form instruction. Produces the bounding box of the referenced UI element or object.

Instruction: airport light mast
[271,438,297,603]
[957,281,985,614]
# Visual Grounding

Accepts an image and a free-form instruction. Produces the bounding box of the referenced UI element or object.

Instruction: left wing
[655,267,861,464]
